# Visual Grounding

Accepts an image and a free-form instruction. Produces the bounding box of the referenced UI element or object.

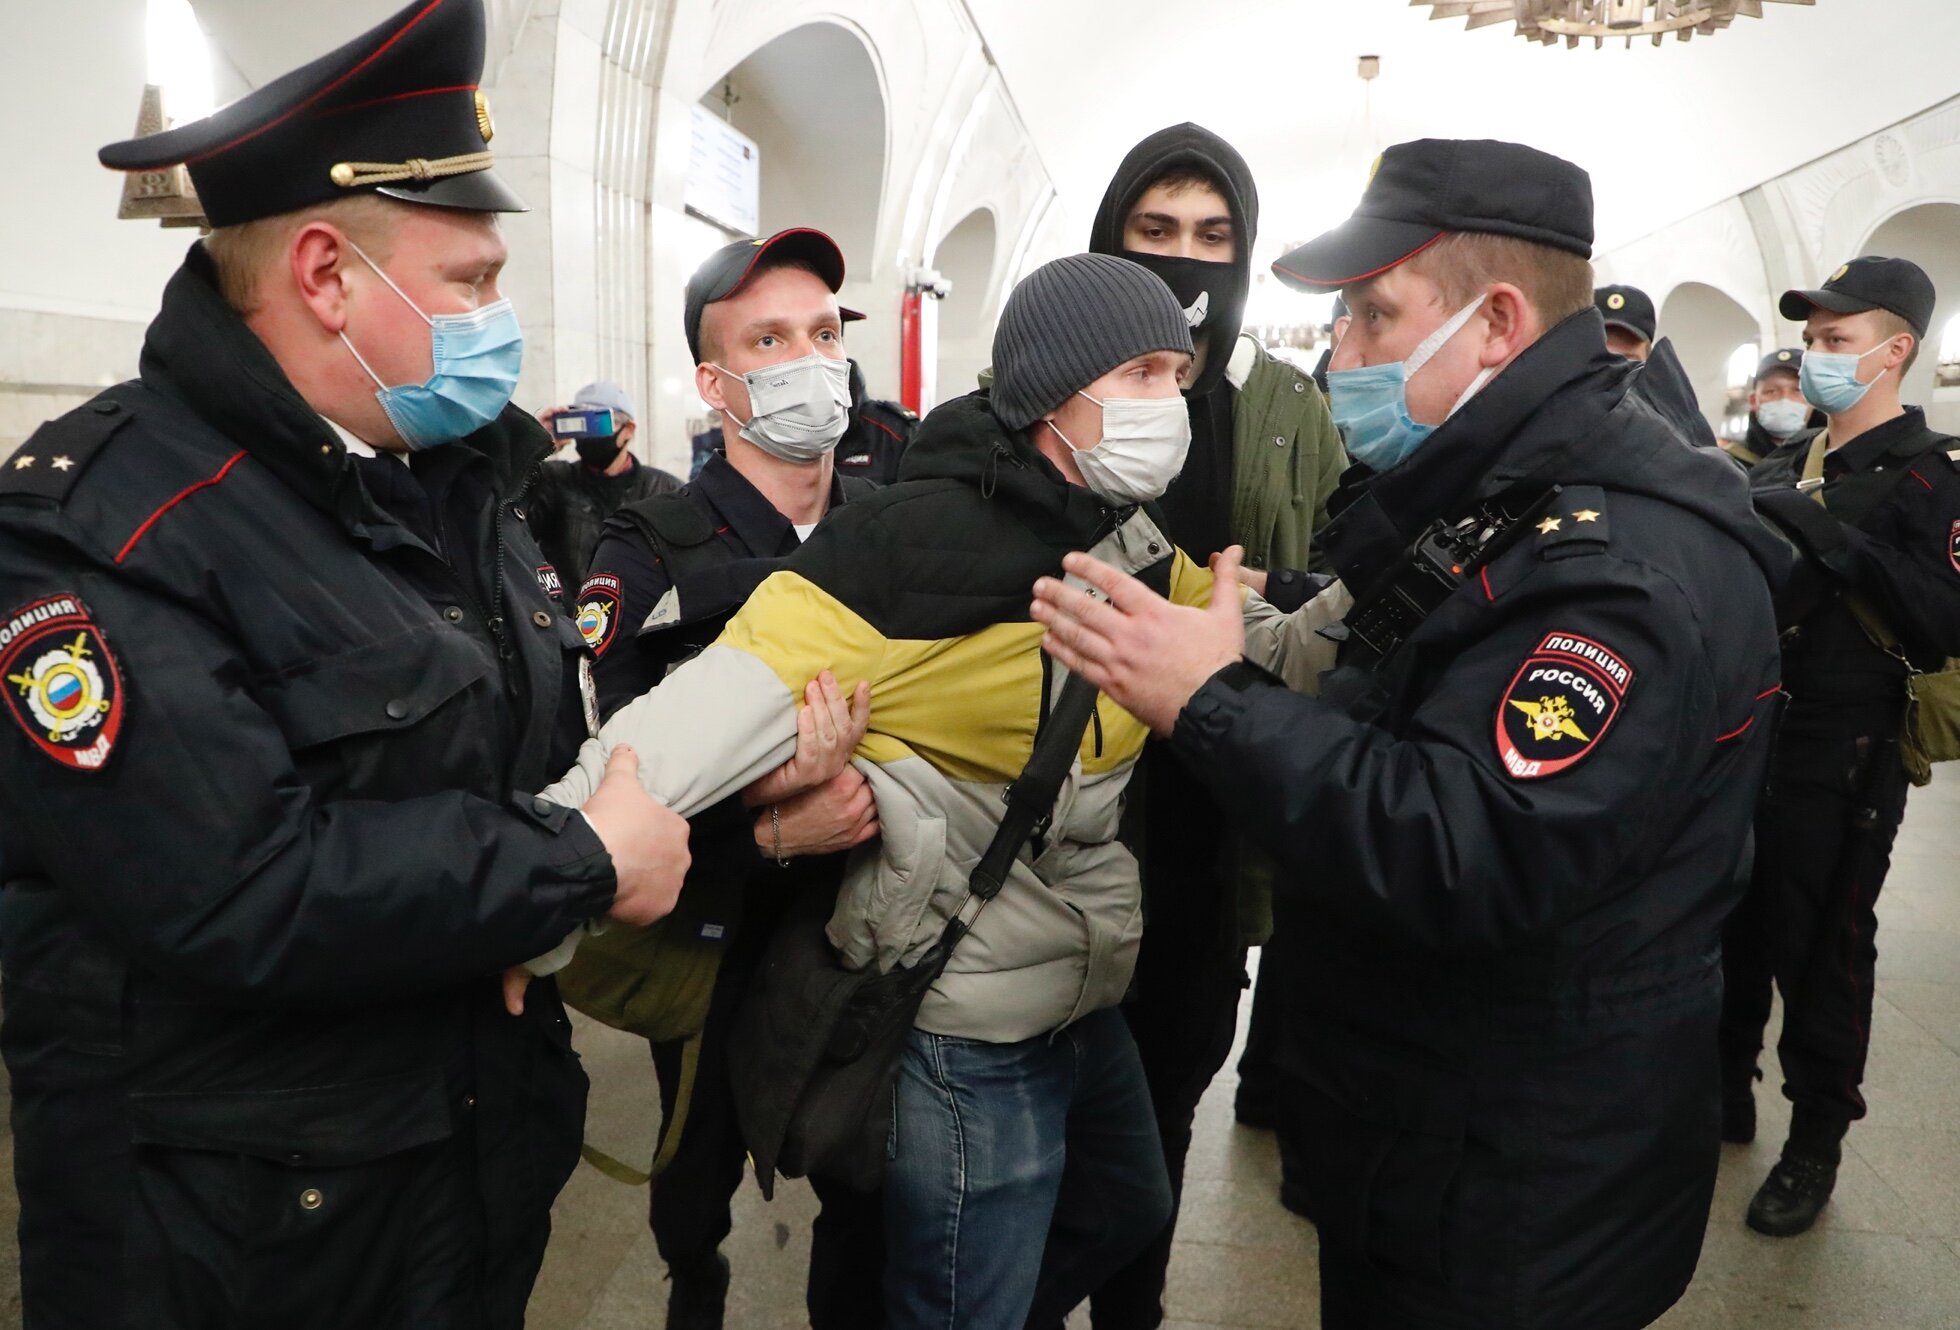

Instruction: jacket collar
[901,393,1125,551]
[692,453,852,557]
[1825,406,1932,477]
[138,244,550,533]
[1321,309,1623,579]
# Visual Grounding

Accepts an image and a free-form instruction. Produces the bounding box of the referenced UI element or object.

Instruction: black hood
[1089,123,1258,399]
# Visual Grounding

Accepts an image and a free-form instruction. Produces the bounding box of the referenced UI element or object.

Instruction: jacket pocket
[252,625,495,750]
[126,1068,455,1165]
[1293,1069,1467,1285]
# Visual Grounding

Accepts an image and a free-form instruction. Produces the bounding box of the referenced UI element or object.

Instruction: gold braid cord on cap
[328,151,497,189]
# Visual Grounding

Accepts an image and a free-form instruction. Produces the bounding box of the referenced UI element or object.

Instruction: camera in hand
[551,407,616,440]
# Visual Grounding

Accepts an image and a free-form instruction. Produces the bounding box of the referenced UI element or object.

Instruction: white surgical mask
[1047,391,1192,505]
[712,353,852,463]
[1755,399,1810,440]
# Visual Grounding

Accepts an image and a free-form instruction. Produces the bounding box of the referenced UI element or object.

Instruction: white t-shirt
[793,523,817,542]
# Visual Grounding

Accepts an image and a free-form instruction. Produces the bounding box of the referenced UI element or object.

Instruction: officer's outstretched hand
[1032,545,1248,737]
[583,744,691,925]
[743,671,872,806]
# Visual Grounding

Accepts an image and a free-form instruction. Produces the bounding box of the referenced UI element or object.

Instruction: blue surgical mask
[1799,338,1897,417]
[340,241,524,450]
[1327,294,1493,472]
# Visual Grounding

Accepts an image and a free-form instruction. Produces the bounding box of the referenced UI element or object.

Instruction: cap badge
[1832,264,1850,283]
[1368,153,1383,184]
[474,91,495,144]
[1606,293,1626,311]
[1778,351,1793,361]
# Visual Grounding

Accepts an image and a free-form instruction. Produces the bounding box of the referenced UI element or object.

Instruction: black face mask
[1120,250,1244,357]
[576,434,625,468]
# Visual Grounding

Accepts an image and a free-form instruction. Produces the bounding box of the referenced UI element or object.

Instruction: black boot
[665,1252,730,1330]
[1746,1152,1838,1237]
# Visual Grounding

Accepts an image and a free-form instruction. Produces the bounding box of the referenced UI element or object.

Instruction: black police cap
[1780,256,1936,338]
[1755,347,1804,383]
[1272,139,1592,291]
[684,228,860,363]
[1595,285,1656,343]
[98,0,523,229]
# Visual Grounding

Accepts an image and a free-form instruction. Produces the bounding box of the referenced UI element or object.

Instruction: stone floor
[0,769,1955,1328]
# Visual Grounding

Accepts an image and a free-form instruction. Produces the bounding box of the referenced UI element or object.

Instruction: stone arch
[927,207,997,407]
[699,21,893,391]
[1861,200,1960,433]
[1660,280,1761,437]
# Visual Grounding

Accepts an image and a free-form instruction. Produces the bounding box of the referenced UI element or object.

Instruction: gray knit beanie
[991,253,1194,431]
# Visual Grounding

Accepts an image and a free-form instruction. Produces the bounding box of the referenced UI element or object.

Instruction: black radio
[1343,487,1561,662]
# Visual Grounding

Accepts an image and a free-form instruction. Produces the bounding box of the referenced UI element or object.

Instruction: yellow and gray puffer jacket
[540,393,1338,1042]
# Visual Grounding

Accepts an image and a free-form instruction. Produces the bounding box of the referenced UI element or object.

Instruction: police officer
[574,228,886,1330]
[530,379,682,594]
[834,358,918,484]
[1721,257,1960,1236]
[1032,139,1786,1329]
[1596,283,1658,361]
[0,3,686,1324]
[1725,347,1814,469]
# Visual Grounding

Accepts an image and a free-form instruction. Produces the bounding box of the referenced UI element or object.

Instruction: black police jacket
[0,245,615,1319]
[528,452,681,596]
[1171,311,1788,1329]
[1750,410,1960,722]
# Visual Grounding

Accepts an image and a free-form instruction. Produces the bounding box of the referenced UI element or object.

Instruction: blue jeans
[884,1006,1173,1330]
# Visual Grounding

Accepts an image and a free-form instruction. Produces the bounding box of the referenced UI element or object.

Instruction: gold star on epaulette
[51,456,74,471]
[1537,517,1563,535]
[1573,509,1601,523]
[12,455,34,470]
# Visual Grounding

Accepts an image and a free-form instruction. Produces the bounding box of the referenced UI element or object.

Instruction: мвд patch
[1494,631,1632,780]
[1,595,125,772]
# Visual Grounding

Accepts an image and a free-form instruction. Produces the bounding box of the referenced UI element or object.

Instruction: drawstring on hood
[1088,123,1259,400]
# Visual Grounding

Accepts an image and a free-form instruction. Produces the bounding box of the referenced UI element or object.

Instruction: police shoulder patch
[574,573,622,656]
[1,595,125,772]
[1494,631,1632,781]
[1948,519,1959,576]
[536,563,564,600]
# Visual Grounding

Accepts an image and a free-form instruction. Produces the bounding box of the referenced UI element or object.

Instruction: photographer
[531,380,681,593]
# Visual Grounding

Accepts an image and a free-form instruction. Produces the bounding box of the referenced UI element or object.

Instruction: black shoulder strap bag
[728,670,1103,1195]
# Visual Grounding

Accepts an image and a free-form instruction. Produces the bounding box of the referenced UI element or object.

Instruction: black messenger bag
[729,671,1102,1194]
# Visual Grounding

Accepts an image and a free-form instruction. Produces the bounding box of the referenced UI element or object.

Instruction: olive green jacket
[1219,334,1346,942]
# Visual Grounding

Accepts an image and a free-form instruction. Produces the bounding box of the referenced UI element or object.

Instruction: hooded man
[1032,138,1788,1329]
[1072,122,1346,1329]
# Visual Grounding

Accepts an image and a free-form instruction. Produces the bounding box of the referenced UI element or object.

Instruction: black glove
[1754,487,1851,572]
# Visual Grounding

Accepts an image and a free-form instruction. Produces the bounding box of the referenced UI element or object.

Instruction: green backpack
[556,908,728,1183]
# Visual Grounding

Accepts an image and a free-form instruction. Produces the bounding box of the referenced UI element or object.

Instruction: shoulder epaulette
[620,492,714,548]
[0,399,133,504]
[1534,485,1610,560]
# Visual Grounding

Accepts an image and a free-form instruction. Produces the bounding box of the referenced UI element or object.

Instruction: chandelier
[1413,1,1814,48]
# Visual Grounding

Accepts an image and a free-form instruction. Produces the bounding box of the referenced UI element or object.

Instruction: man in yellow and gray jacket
[539,253,1338,1330]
